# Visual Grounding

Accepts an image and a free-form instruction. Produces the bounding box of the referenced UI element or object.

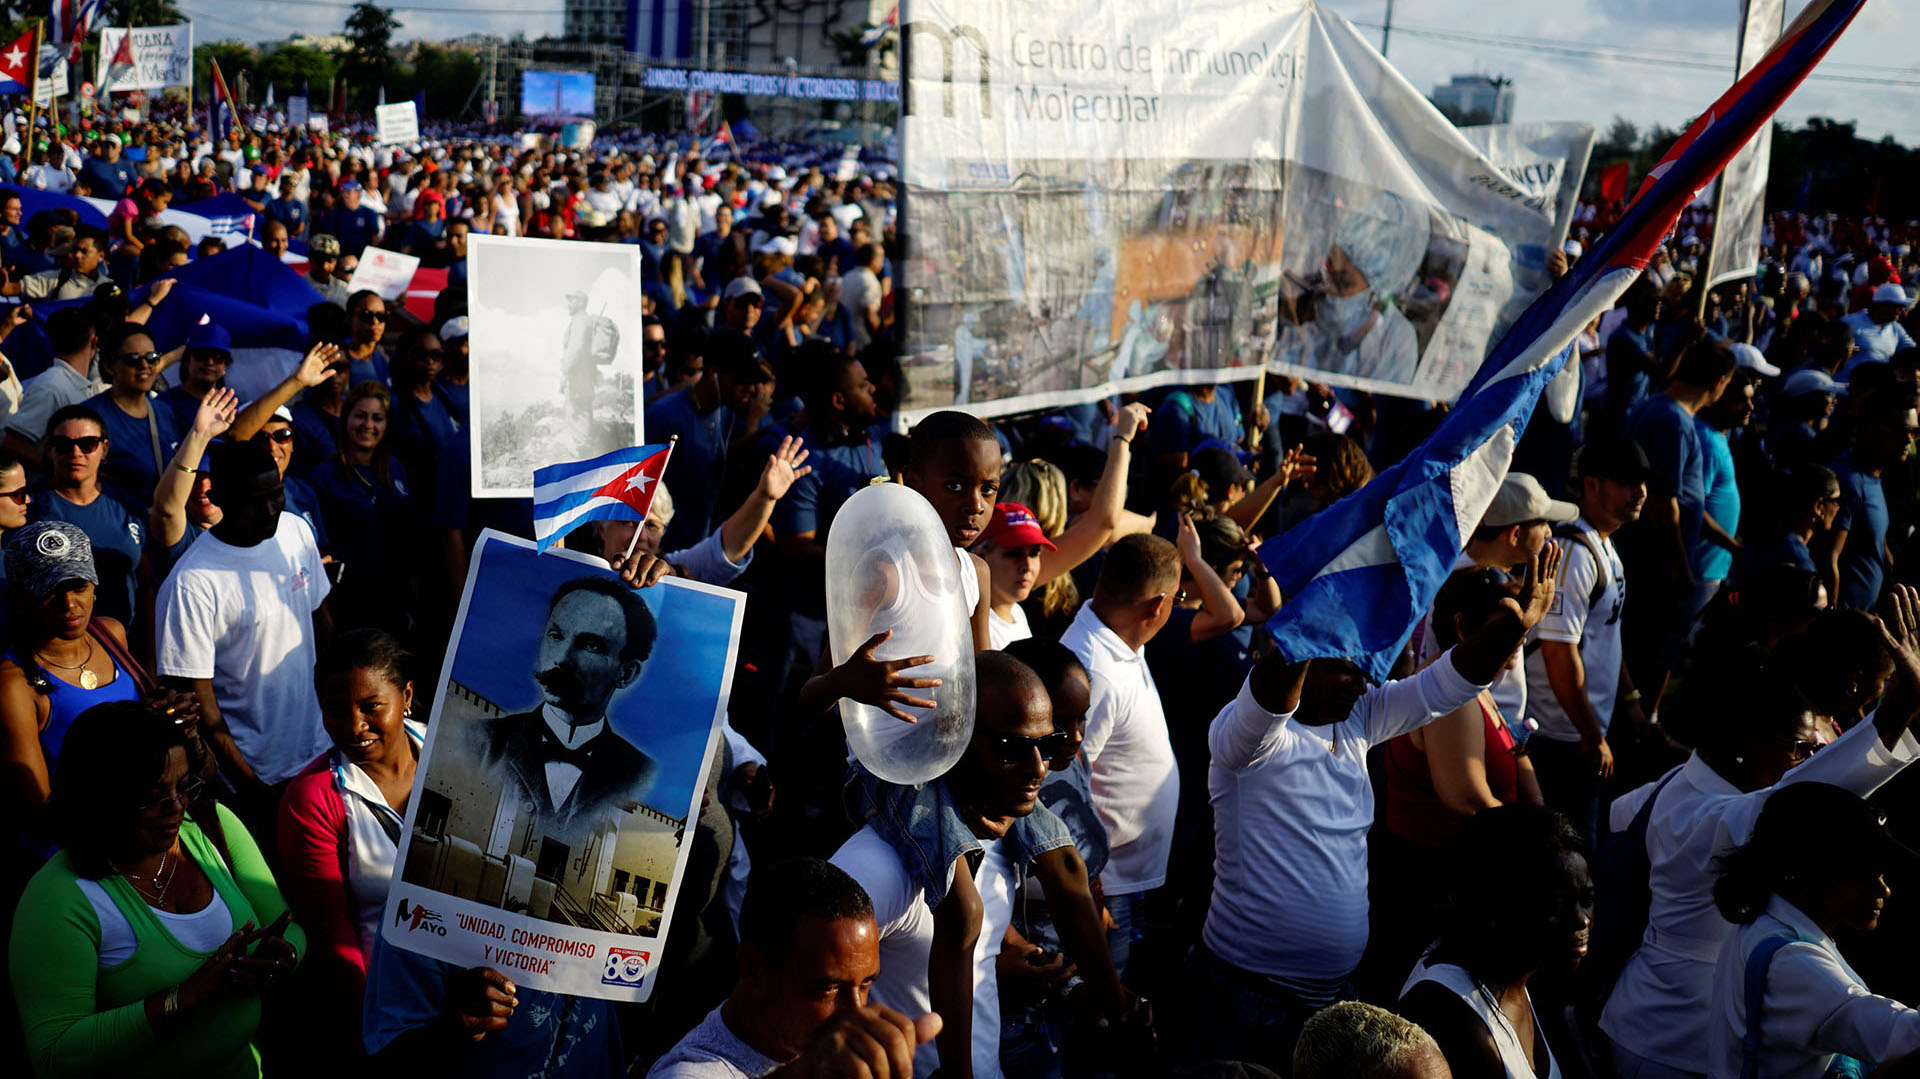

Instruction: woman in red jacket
[276,629,419,1055]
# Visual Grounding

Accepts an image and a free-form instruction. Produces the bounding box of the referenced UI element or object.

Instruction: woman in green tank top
[8,701,306,1078]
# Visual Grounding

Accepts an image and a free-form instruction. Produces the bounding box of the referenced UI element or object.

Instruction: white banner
[1457,122,1597,251]
[32,55,66,107]
[899,0,1584,415]
[348,247,421,302]
[375,100,419,145]
[1706,0,1786,291]
[385,531,744,1001]
[97,24,192,94]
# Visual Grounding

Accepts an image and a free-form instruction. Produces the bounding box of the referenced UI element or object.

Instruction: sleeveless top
[1403,957,1560,1079]
[19,632,142,768]
[1382,695,1520,850]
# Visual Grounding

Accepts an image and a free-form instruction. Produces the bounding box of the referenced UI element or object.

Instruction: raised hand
[1115,401,1151,443]
[832,629,941,723]
[758,435,813,501]
[1875,583,1920,690]
[1506,540,1563,632]
[295,342,344,387]
[1174,513,1203,567]
[1277,446,1317,488]
[146,278,175,306]
[194,387,238,438]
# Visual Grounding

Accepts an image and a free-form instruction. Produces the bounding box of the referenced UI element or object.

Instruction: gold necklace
[36,636,97,690]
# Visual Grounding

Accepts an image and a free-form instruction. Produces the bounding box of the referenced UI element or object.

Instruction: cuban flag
[0,28,34,96]
[861,5,898,48]
[700,120,735,161]
[50,0,104,66]
[209,59,236,144]
[1259,0,1871,683]
[532,442,676,553]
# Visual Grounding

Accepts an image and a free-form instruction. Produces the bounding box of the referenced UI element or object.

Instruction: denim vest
[847,760,1073,906]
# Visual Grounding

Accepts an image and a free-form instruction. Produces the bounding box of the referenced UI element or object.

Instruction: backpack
[1576,764,1681,1021]
[589,314,620,365]
[1524,522,1613,656]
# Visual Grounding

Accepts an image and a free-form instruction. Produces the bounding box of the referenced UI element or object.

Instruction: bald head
[975,651,1050,737]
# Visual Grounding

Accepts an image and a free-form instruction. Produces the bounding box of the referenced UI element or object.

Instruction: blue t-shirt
[644,388,746,553]
[434,378,469,427]
[1693,420,1740,582]
[1626,394,1706,556]
[265,196,308,237]
[769,424,884,541]
[323,204,384,257]
[1832,451,1890,610]
[389,389,459,516]
[307,457,415,588]
[346,346,391,389]
[430,427,535,539]
[29,484,144,626]
[284,474,329,550]
[79,155,135,199]
[1741,532,1816,578]
[1603,324,1657,432]
[1151,388,1241,456]
[289,399,339,477]
[153,385,206,437]
[85,392,183,512]
[151,522,206,582]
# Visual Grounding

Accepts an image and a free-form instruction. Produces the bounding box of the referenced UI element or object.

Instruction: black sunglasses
[0,485,29,505]
[989,731,1072,765]
[117,350,159,367]
[258,428,296,444]
[47,435,105,454]
[357,310,387,322]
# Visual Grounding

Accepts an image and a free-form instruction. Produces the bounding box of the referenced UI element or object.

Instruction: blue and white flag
[532,443,674,553]
[1259,0,1871,682]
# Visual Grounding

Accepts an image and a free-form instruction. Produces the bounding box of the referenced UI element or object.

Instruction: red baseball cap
[983,503,1055,550]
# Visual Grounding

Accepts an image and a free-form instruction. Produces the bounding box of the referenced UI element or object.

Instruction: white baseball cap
[1873,283,1910,306]
[1482,473,1578,529]
[1732,342,1780,377]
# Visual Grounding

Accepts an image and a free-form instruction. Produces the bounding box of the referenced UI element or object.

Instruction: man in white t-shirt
[1061,532,1180,975]
[1522,436,1650,842]
[830,653,1061,1079]
[841,243,886,351]
[157,439,331,825]
[648,857,939,1079]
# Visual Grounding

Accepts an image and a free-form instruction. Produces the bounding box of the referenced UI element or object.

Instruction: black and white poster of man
[383,530,744,1001]
[467,235,645,497]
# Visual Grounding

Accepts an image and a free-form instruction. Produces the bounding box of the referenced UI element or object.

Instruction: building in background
[1430,73,1514,126]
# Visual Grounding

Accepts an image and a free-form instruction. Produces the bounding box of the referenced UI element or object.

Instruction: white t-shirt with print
[1523,518,1626,742]
[829,823,1014,1079]
[156,513,332,785]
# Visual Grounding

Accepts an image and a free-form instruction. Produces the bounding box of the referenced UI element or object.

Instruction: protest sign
[308,113,329,135]
[467,234,645,498]
[287,94,308,127]
[347,246,421,302]
[97,25,192,94]
[898,0,1582,416]
[1706,0,1786,290]
[1456,122,1596,249]
[375,100,419,145]
[384,530,743,1001]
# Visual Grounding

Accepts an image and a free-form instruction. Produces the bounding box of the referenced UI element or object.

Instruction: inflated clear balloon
[826,482,976,784]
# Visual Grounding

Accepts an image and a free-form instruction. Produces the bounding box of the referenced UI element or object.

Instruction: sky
[177,0,1920,145]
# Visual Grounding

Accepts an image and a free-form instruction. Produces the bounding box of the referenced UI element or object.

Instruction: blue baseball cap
[186,320,232,354]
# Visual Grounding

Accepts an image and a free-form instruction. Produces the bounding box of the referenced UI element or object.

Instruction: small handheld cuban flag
[532,440,677,554]
[0,28,36,97]
[1258,0,1872,683]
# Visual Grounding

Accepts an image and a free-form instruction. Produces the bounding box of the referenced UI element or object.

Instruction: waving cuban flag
[532,442,676,553]
[209,58,237,144]
[861,5,899,48]
[1259,0,1872,682]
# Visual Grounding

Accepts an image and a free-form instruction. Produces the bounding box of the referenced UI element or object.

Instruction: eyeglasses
[47,435,105,454]
[118,350,159,367]
[138,777,205,814]
[259,428,296,444]
[0,485,29,505]
[1782,737,1823,762]
[988,731,1073,765]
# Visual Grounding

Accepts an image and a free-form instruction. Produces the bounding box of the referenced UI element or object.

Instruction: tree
[259,44,338,103]
[121,0,186,25]
[342,2,402,110]
[193,41,256,93]
[1597,116,1638,160]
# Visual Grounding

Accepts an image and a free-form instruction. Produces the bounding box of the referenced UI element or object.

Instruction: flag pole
[23,18,41,156]
[621,435,678,562]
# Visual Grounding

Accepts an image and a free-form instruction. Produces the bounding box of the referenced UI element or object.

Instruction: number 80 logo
[601,947,651,985]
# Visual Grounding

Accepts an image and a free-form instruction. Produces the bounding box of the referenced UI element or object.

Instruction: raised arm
[150,389,235,552]
[1224,446,1315,533]
[230,343,341,441]
[1450,542,1561,686]
[1175,513,1244,642]
[715,436,811,565]
[1036,403,1149,581]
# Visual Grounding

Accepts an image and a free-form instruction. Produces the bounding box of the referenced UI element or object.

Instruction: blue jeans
[1106,891,1144,977]
[1180,942,1346,1072]
[1000,1014,1065,1079]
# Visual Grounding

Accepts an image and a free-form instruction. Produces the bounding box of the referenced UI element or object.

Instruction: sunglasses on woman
[0,485,29,505]
[258,428,296,444]
[988,731,1072,765]
[47,435,105,454]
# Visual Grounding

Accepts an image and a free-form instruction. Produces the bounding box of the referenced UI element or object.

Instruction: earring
[1734,755,1745,763]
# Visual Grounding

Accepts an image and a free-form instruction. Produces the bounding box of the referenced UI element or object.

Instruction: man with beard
[472,576,660,828]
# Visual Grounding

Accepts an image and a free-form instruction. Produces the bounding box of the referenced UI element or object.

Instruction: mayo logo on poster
[396,898,447,935]
[602,947,652,986]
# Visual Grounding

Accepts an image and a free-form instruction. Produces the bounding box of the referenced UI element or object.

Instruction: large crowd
[1,102,1919,1079]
